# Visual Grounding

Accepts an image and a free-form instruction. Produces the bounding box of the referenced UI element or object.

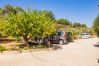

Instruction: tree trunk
[23,36,29,47]
[47,40,51,48]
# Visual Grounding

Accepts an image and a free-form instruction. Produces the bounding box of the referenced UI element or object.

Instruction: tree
[73,22,81,28]
[41,10,55,21]
[93,15,99,37]
[37,10,55,37]
[2,9,55,47]
[0,8,3,15]
[73,22,87,28]
[81,24,87,28]
[1,4,23,15]
[56,18,71,25]
[0,16,8,36]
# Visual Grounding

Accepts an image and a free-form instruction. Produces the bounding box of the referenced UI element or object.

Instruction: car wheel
[59,40,64,45]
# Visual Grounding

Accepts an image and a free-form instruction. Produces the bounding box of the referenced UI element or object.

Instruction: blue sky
[0,0,99,27]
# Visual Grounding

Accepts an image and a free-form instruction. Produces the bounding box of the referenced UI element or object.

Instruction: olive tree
[3,9,55,46]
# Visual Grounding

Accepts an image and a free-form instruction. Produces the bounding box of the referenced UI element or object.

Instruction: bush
[93,15,99,37]
[37,44,48,48]
[0,46,6,53]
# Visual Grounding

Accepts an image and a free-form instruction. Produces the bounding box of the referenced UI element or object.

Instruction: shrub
[0,46,6,53]
[93,15,99,37]
[37,44,48,48]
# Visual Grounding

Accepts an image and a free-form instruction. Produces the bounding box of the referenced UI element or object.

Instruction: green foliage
[66,27,79,37]
[37,44,48,48]
[37,10,55,37]
[93,15,99,37]
[73,22,87,28]
[0,4,94,46]
[0,4,23,15]
[56,18,71,25]
[0,8,3,15]
[0,16,8,36]
[66,26,93,39]
[0,46,6,53]
[1,9,55,46]
[41,10,55,20]
[81,24,87,28]
[73,22,81,28]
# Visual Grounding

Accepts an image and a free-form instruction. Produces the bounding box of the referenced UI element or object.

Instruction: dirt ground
[0,38,99,66]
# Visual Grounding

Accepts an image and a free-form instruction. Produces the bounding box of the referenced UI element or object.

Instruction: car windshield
[58,31,64,36]
[81,33,90,36]
[86,33,90,35]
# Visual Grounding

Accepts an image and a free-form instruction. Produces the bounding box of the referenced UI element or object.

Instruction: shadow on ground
[94,42,99,48]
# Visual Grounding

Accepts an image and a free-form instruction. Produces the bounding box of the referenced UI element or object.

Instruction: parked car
[79,33,91,39]
[43,30,73,44]
[31,30,73,45]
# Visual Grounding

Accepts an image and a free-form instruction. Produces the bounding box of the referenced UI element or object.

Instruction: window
[57,31,64,36]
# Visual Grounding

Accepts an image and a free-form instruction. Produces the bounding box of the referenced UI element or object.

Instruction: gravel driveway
[0,38,99,66]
